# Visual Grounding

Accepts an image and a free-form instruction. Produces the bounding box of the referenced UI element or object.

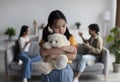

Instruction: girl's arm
[40,47,64,58]
[62,45,77,53]
[62,45,77,60]
[40,35,77,61]
[40,45,77,61]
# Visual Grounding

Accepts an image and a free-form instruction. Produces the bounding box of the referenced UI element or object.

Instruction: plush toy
[34,33,70,74]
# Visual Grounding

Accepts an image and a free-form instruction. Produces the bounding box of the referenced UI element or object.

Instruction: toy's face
[49,38,59,48]
[48,33,69,48]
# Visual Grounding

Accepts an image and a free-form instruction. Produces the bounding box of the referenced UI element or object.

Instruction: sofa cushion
[9,62,22,71]
[29,41,40,57]
[77,44,88,54]
[85,63,104,71]
[9,61,42,71]
[70,61,104,72]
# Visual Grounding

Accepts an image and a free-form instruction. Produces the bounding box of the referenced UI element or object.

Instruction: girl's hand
[40,47,64,58]
[44,54,58,62]
[62,46,77,54]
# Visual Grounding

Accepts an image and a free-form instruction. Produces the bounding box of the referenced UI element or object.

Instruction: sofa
[4,41,42,82]
[70,44,110,81]
[5,41,110,82]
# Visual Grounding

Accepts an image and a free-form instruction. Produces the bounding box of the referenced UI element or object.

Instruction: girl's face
[51,19,67,35]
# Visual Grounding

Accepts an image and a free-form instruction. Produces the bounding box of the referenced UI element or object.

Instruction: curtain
[116,0,120,26]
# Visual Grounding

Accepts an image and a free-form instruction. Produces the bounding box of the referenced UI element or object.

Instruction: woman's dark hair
[14,25,29,61]
[88,24,100,34]
[18,25,29,39]
[17,25,29,51]
[42,10,72,42]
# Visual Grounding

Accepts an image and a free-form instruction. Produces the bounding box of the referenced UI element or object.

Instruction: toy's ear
[43,42,52,49]
[47,34,52,40]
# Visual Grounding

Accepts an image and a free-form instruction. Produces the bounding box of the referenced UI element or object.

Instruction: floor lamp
[103,11,111,37]
[103,11,111,47]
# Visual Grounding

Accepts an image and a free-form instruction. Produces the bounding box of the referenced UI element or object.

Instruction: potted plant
[75,22,81,29]
[106,27,120,72]
[4,27,16,41]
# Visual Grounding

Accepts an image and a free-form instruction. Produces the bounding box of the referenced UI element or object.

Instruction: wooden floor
[0,50,120,82]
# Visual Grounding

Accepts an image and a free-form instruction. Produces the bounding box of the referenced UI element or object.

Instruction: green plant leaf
[4,27,16,36]
[111,27,120,35]
[75,22,81,27]
[106,27,120,63]
[106,34,114,42]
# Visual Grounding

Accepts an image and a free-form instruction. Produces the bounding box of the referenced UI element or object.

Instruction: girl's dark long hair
[42,10,72,42]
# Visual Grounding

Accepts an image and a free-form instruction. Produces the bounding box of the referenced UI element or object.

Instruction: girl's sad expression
[51,19,67,35]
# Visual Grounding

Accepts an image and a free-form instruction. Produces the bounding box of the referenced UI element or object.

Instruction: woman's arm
[19,38,30,51]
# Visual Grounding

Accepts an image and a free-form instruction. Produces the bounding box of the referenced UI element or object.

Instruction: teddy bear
[34,33,70,74]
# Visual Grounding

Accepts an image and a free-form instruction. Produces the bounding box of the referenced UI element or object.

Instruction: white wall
[0,0,116,41]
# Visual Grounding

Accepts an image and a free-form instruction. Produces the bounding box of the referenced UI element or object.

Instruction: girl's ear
[48,26,53,33]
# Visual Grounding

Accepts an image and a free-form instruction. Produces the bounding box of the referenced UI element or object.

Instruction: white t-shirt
[19,36,30,52]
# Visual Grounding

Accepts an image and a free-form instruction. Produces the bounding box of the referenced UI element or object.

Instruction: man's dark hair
[88,24,100,34]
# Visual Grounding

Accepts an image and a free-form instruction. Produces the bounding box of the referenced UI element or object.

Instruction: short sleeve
[69,35,78,48]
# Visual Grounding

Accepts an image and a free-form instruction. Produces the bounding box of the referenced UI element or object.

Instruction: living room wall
[0,0,116,40]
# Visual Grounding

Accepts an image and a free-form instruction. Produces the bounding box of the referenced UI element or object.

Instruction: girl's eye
[54,24,66,28]
[54,26,59,29]
[62,25,66,28]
